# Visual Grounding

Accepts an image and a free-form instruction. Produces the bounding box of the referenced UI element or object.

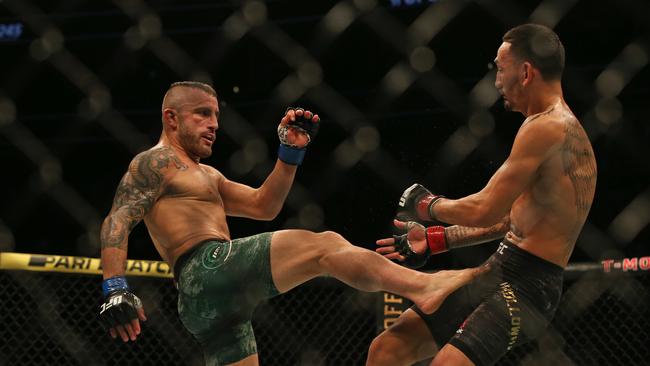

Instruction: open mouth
[201,135,215,144]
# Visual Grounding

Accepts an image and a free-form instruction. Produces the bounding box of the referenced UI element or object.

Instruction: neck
[522,80,563,117]
[159,133,200,164]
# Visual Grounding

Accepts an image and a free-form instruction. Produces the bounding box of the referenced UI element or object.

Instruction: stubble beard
[179,123,212,159]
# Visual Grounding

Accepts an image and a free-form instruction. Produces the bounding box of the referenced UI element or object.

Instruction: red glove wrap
[425,226,447,254]
[416,194,435,221]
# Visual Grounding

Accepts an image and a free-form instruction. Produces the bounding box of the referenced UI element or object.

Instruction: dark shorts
[413,240,564,366]
[175,232,279,366]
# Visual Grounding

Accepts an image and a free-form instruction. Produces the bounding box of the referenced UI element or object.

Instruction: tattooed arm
[100,147,182,279]
[376,216,510,262]
[444,215,511,249]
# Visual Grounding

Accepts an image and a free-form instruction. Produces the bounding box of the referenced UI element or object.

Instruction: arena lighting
[0,22,23,40]
[388,0,438,8]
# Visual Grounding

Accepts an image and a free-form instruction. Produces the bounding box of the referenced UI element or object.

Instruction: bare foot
[414,264,490,314]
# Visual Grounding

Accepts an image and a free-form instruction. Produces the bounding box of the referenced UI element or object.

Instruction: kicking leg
[270,230,486,313]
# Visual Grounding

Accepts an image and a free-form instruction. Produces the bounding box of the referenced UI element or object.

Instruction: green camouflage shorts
[176,232,279,365]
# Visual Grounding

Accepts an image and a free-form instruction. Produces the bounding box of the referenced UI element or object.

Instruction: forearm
[433,193,508,227]
[100,215,129,279]
[443,215,510,249]
[256,160,298,218]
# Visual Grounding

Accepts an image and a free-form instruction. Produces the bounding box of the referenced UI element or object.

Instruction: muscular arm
[433,117,564,227]
[444,215,510,249]
[219,160,298,220]
[101,147,184,278]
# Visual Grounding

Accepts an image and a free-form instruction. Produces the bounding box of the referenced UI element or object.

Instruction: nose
[208,115,218,131]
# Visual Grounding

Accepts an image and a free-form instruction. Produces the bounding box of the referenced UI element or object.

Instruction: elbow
[257,209,280,221]
[254,203,282,221]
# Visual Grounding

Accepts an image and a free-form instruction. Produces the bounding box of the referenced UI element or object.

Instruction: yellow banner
[0,252,172,278]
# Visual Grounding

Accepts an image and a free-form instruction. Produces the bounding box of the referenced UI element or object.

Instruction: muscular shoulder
[514,114,566,157]
[130,146,187,175]
[123,146,189,192]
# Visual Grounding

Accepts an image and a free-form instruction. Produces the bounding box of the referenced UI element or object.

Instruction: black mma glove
[393,233,430,269]
[277,107,320,165]
[396,183,444,222]
[99,276,143,331]
[392,225,448,269]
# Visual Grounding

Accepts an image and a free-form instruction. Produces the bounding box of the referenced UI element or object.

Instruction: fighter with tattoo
[97,81,486,366]
[367,24,597,366]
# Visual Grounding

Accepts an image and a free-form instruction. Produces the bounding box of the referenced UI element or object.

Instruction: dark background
[1,0,649,270]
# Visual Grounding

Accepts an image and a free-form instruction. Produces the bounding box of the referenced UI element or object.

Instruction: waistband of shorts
[173,238,228,283]
[499,238,564,275]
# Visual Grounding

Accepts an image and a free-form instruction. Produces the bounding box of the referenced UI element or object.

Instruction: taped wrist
[102,276,129,297]
[416,194,444,221]
[278,144,306,165]
[428,196,444,221]
[425,226,448,254]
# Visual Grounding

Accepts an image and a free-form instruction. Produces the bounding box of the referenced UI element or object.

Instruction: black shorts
[413,240,564,366]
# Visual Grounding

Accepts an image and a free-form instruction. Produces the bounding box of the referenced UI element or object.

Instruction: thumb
[393,219,407,230]
[138,306,147,322]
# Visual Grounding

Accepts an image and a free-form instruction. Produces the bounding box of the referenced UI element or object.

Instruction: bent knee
[367,332,418,366]
[431,344,474,366]
[367,336,391,365]
[316,230,346,243]
[311,230,349,252]
[290,230,349,260]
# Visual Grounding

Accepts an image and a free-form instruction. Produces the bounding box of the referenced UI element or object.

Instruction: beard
[503,99,513,111]
[178,122,212,159]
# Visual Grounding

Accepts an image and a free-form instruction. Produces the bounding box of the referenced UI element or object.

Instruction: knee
[366,331,414,366]
[309,230,352,267]
[313,230,349,253]
[367,334,394,366]
[430,344,474,366]
[317,230,346,243]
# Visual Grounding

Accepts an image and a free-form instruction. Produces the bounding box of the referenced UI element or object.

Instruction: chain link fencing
[1,263,649,365]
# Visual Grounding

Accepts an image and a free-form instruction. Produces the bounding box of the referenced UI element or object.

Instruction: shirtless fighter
[367,24,597,366]
[97,81,484,366]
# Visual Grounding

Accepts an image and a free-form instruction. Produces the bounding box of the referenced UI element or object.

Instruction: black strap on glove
[99,290,143,330]
[392,234,431,269]
[99,276,142,331]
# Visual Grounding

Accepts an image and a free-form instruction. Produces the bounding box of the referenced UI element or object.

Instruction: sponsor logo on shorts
[202,241,233,269]
[499,281,521,350]
[455,319,469,335]
[497,242,508,255]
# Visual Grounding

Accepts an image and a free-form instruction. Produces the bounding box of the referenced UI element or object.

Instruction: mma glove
[99,276,142,331]
[396,183,444,222]
[277,107,320,165]
[393,225,448,269]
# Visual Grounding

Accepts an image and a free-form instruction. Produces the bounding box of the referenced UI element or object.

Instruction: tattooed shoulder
[101,147,188,249]
[115,146,188,206]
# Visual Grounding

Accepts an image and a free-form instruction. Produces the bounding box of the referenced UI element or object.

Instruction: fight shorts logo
[201,241,233,270]
[497,242,508,255]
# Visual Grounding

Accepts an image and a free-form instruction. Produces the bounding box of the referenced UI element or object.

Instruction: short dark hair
[503,24,565,81]
[168,81,217,98]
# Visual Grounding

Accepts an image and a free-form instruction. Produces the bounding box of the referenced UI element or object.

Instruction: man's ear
[163,108,178,129]
[522,62,534,86]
